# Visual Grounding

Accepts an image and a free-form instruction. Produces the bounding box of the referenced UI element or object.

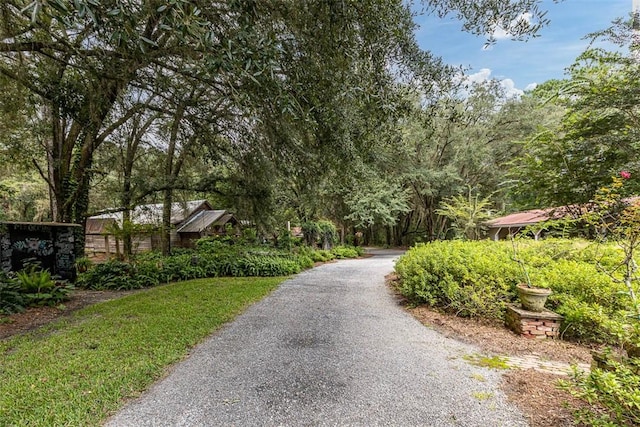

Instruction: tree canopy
[6,0,633,248]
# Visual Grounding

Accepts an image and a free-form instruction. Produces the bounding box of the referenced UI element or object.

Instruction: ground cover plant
[0,263,73,315]
[77,238,363,291]
[561,359,640,426]
[395,238,633,344]
[0,276,284,426]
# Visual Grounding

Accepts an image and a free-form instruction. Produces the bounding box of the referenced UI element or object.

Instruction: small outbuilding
[175,209,239,248]
[85,200,238,254]
[485,208,568,241]
[1,221,81,280]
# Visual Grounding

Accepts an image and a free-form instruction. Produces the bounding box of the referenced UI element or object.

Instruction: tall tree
[0,1,278,234]
[513,48,640,208]
[0,0,552,248]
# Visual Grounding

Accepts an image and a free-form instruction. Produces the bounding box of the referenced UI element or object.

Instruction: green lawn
[0,276,285,426]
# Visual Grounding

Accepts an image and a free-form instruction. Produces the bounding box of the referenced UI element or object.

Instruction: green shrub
[317,220,338,249]
[309,249,334,262]
[195,237,229,254]
[237,255,301,276]
[561,359,640,426]
[77,260,141,290]
[14,264,72,306]
[396,241,519,319]
[331,246,361,259]
[294,255,314,269]
[77,243,317,289]
[395,239,639,344]
[75,256,92,273]
[0,272,24,314]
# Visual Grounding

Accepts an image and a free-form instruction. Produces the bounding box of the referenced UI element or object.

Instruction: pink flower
[620,170,632,179]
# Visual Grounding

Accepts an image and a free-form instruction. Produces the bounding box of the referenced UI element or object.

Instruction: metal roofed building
[485,208,569,241]
[85,200,238,254]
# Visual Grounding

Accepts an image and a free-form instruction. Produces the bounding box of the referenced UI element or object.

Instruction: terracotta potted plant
[511,238,552,312]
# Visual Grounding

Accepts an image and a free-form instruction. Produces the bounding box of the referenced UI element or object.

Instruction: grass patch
[472,391,494,401]
[463,354,510,370]
[0,276,284,426]
[470,373,487,382]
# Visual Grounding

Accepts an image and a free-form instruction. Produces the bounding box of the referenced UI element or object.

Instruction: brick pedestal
[505,304,563,339]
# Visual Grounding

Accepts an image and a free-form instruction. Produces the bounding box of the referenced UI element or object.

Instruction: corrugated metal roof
[85,218,117,234]
[90,200,211,225]
[486,208,566,228]
[176,210,228,233]
[488,198,640,229]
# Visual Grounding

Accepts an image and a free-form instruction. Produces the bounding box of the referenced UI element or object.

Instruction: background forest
[0,0,638,250]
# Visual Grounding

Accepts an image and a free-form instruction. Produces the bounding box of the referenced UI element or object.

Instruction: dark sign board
[0,222,81,281]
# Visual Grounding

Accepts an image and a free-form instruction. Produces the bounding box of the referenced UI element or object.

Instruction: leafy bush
[561,359,640,426]
[395,239,637,343]
[77,243,323,289]
[310,249,335,262]
[0,272,24,314]
[301,221,321,247]
[396,241,518,319]
[77,260,141,290]
[331,246,362,259]
[14,264,72,306]
[195,237,229,254]
[75,256,92,273]
[77,240,364,291]
[294,254,314,270]
[316,220,338,249]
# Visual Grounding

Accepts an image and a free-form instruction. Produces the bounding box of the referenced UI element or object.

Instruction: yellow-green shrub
[395,239,637,344]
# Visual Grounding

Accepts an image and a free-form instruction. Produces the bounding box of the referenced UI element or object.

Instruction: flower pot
[516,283,552,312]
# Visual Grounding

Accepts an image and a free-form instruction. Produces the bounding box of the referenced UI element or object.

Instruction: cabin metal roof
[90,200,211,225]
[175,210,230,233]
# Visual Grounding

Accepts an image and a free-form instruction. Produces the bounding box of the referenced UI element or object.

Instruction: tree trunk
[45,77,127,257]
[122,210,133,260]
[161,189,172,256]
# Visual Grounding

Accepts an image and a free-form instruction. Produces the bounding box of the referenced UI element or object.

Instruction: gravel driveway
[106,249,527,427]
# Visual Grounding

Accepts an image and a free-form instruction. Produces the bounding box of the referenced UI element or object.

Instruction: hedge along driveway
[0,276,285,426]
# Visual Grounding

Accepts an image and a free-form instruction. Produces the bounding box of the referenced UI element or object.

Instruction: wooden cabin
[85,200,238,255]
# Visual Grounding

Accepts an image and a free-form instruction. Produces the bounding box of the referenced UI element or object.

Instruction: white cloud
[490,12,533,41]
[499,78,523,98]
[467,68,492,84]
[525,83,538,92]
[458,68,524,99]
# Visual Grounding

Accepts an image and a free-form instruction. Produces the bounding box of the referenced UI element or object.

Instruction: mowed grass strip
[0,276,285,426]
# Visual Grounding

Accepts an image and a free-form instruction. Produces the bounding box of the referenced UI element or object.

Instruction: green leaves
[513,47,640,208]
[396,238,637,343]
[344,175,411,228]
[436,188,494,240]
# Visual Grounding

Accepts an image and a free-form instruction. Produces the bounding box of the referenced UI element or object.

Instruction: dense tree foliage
[4,0,633,248]
[513,48,640,208]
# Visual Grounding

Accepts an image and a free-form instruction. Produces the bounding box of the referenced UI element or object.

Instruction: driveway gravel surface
[106,249,527,427]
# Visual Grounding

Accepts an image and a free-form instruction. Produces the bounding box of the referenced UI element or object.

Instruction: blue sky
[413,0,631,95]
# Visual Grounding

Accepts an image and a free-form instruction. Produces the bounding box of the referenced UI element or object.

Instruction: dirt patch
[0,289,140,339]
[387,273,600,427]
[407,305,600,426]
[408,305,594,364]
